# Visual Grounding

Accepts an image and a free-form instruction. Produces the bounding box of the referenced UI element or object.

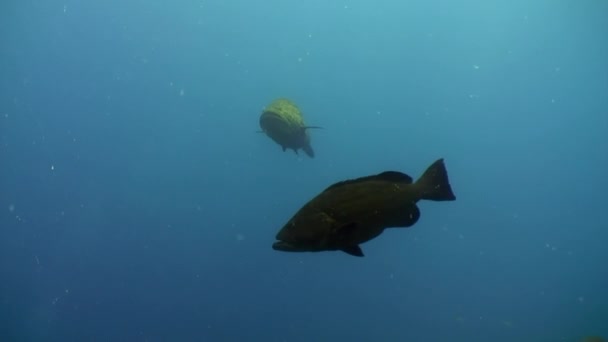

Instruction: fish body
[272,158,456,257]
[259,98,320,158]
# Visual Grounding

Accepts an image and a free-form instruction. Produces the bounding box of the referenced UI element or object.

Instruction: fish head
[259,111,310,150]
[259,112,289,137]
[272,212,337,253]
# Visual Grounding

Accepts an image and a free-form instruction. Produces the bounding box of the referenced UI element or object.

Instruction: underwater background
[1,0,607,341]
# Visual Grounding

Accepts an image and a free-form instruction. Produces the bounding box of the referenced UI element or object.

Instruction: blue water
[1,0,607,341]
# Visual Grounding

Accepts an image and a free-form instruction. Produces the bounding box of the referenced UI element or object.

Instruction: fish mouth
[261,111,284,120]
[272,241,303,252]
[260,112,289,128]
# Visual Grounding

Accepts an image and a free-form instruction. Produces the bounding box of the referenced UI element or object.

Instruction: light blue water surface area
[1,0,607,341]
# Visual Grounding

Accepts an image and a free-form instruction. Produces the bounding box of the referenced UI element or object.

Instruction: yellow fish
[259,98,321,158]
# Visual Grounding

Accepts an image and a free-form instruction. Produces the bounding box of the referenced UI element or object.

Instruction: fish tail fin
[302,144,315,158]
[415,158,456,201]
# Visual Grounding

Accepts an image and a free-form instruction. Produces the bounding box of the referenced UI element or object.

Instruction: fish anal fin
[341,245,364,257]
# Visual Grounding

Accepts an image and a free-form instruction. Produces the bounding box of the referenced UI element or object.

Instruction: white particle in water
[8,204,14,212]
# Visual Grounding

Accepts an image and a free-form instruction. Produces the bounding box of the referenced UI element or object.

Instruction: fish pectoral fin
[282,146,287,152]
[398,205,420,227]
[333,222,357,236]
[341,245,364,257]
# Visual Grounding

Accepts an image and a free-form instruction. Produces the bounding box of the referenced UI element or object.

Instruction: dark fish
[272,158,456,257]
[258,98,321,158]
[581,337,605,342]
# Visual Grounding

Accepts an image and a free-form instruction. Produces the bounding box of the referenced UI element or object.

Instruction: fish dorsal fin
[324,171,413,192]
[341,245,364,257]
[376,171,413,183]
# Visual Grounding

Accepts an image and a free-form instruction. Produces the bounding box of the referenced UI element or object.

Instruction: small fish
[272,158,456,257]
[258,98,321,158]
